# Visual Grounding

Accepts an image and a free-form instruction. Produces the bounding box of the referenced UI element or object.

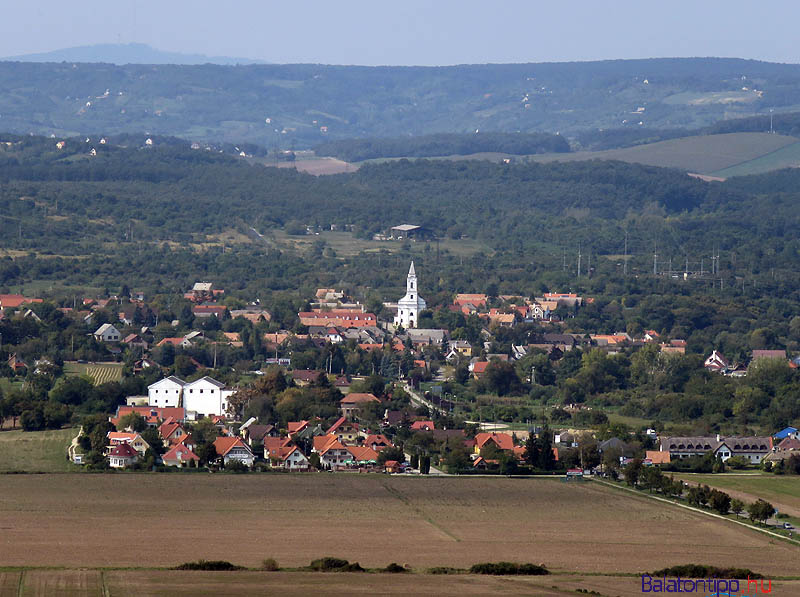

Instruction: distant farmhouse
[389,224,433,240]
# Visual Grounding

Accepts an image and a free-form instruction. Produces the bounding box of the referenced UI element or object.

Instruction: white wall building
[183,376,235,417]
[94,323,122,342]
[394,261,426,329]
[147,376,186,408]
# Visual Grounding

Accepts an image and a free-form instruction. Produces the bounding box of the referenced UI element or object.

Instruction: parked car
[783,522,794,530]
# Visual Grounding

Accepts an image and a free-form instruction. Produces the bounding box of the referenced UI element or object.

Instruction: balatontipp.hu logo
[641,573,773,595]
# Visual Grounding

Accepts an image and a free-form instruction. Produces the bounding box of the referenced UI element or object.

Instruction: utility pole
[623,229,628,276]
[653,245,658,276]
[577,243,582,278]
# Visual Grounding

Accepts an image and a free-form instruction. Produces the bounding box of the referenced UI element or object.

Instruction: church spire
[408,261,416,276]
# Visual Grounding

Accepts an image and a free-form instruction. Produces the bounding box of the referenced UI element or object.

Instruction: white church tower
[394,261,426,329]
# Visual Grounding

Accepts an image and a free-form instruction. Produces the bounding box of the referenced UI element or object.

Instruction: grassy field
[674,473,800,515]
[528,133,798,174]
[269,229,489,258]
[63,361,124,385]
[0,475,797,577]
[711,139,800,178]
[0,428,77,472]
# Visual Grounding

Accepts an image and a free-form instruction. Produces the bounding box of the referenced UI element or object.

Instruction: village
[0,261,792,475]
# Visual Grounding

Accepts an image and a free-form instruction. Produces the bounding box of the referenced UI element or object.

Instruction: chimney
[716,434,721,442]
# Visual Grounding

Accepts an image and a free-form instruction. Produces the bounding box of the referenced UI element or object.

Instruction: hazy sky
[3,1,799,65]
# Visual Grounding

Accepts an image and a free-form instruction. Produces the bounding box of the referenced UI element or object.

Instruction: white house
[94,323,122,342]
[278,446,311,471]
[394,261,426,329]
[183,376,235,417]
[213,437,254,467]
[147,376,187,407]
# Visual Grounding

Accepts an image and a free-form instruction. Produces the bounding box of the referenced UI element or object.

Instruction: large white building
[394,262,426,329]
[147,375,235,417]
[183,376,235,418]
[147,376,186,408]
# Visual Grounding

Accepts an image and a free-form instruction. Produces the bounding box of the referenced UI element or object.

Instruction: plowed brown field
[0,474,797,577]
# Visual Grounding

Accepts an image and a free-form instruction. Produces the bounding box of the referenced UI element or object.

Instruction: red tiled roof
[340,393,380,405]
[348,446,379,462]
[163,444,199,463]
[475,432,514,451]
[213,436,250,457]
[108,443,138,458]
[411,420,435,431]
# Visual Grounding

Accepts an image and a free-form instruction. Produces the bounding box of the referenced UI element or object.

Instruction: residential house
[241,423,276,446]
[315,436,353,469]
[7,353,27,373]
[229,309,272,323]
[774,427,799,441]
[410,420,435,432]
[162,444,199,467]
[298,309,377,328]
[340,393,381,419]
[193,304,227,319]
[327,416,361,444]
[348,445,379,464]
[158,418,186,446]
[213,437,254,467]
[107,443,138,468]
[156,337,193,349]
[474,432,515,455]
[364,434,393,451]
[147,376,186,408]
[287,420,310,436]
[291,370,324,386]
[704,350,730,373]
[470,361,489,378]
[106,432,150,456]
[645,450,671,465]
[453,294,487,308]
[109,406,185,428]
[446,339,473,361]
[275,445,311,471]
[643,330,661,343]
[264,437,294,461]
[94,323,122,342]
[122,334,149,351]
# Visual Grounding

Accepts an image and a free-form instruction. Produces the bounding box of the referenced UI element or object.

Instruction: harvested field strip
[20,569,103,596]
[379,479,460,542]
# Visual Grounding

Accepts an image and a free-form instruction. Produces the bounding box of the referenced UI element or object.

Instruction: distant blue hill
[1,42,268,65]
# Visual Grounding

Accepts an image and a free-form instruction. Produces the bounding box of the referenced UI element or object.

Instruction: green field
[269,229,489,258]
[711,140,800,177]
[63,361,124,385]
[0,427,78,472]
[674,473,800,514]
[528,132,798,175]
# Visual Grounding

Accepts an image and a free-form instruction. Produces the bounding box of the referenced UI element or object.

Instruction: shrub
[173,560,244,571]
[651,565,762,579]
[427,566,465,575]
[307,557,363,572]
[261,558,280,571]
[469,562,549,575]
[384,563,408,573]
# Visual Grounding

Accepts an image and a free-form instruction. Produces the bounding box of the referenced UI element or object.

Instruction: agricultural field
[0,474,797,577]
[711,139,800,177]
[0,427,77,472]
[528,132,798,175]
[63,361,124,385]
[4,569,799,597]
[674,473,800,517]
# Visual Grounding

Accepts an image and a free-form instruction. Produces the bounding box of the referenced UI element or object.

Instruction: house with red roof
[158,418,186,446]
[275,445,311,471]
[470,361,489,378]
[410,420,435,432]
[474,432,515,455]
[106,432,150,456]
[287,420,310,435]
[264,436,294,460]
[213,436,254,467]
[110,406,185,428]
[314,436,353,469]
[364,434,393,451]
[108,443,138,468]
[193,304,228,319]
[162,444,200,467]
[340,393,381,419]
[327,417,360,444]
[348,445,379,464]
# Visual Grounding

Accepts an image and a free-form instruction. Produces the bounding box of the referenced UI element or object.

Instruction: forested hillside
[3,58,800,147]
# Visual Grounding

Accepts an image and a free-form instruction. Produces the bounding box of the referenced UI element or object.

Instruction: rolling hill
[3,58,800,147]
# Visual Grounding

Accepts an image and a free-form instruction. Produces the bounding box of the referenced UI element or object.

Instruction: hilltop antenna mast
[653,243,658,276]
[577,243,582,278]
